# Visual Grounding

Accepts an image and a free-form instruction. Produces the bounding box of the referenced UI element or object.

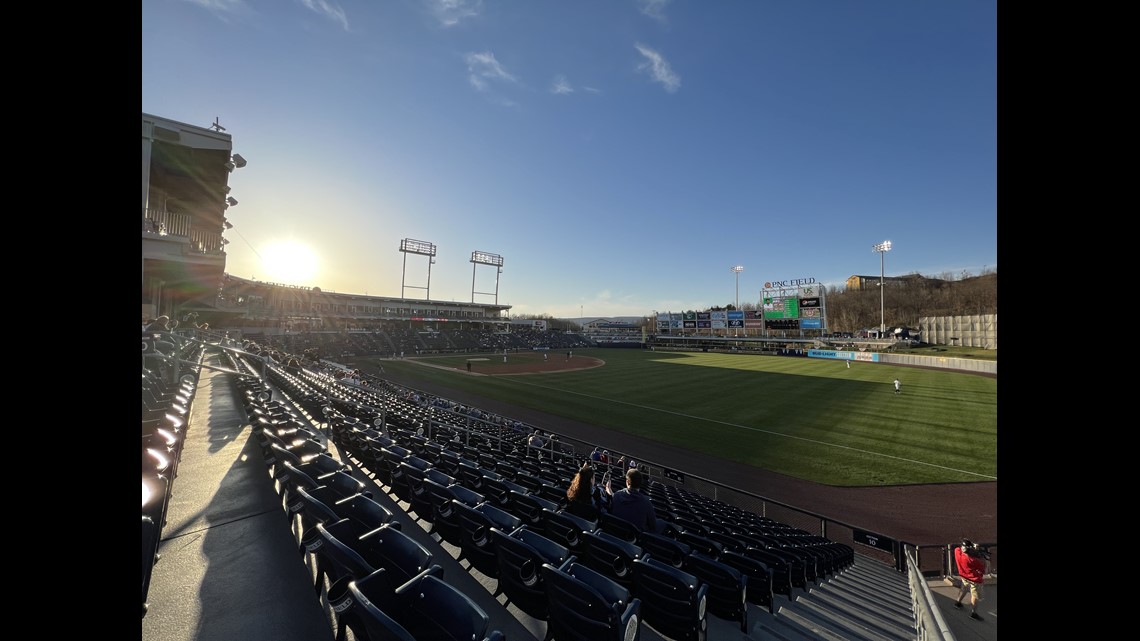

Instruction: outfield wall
[809,348,997,375]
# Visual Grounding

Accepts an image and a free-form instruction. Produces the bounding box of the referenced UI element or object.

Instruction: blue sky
[142,0,996,319]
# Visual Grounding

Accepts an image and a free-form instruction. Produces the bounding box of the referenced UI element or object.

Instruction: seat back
[683,552,748,632]
[542,508,597,555]
[334,493,398,534]
[490,526,572,620]
[293,485,348,545]
[312,519,376,598]
[479,476,524,511]
[718,550,774,612]
[342,567,433,641]
[676,531,724,561]
[582,530,643,587]
[542,561,641,641]
[599,512,642,544]
[639,531,692,569]
[357,522,435,588]
[508,490,558,528]
[742,547,792,597]
[631,556,708,641]
[319,470,372,499]
[453,501,520,578]
[391,573,494,641]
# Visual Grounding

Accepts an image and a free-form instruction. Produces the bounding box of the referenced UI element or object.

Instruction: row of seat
[236,364,508,641]
[246,351,865,640]
[142,335,206,618]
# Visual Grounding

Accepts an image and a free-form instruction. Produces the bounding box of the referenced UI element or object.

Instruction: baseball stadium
[143,113,998,641]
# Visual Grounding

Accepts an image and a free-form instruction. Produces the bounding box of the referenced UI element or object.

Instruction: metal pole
[880,250,885,337]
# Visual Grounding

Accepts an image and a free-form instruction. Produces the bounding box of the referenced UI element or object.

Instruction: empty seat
[542,508,598,556]
[683,552,748,632]
[311,518,378,619]
[742,547,794,598]
[639,531,692,569]
[356,522,440,598]
[631,555,708,641]
[676,531,724,561]
[508,490,559,529]
[389,573,503,641]
[454,501,522,579]
[428,483,484,547]
[581,530,643,588]
[598,512,642,545]
[718,550,775,613]
[490,525,572,620]
[542,561,641,641]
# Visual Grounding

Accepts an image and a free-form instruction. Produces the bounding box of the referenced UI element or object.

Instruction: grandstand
[142,111,996,641]
[142,337,996,640]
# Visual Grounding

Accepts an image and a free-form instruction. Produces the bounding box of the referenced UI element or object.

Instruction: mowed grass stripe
[369,349,997,486]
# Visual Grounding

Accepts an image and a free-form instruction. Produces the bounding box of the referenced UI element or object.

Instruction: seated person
[606,468,657,533]
[565,464,605,520]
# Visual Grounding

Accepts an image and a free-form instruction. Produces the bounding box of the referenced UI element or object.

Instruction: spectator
[528,430,546,450]
[565,464,604,520]
[144,315,170,333]
[606,468,657,533]
[954,540,989,620]
[590,447,603,462]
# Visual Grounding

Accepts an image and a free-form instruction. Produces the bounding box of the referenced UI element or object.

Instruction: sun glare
[260,240,319,286]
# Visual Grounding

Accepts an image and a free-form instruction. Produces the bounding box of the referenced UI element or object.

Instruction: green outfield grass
[362,349,997,487]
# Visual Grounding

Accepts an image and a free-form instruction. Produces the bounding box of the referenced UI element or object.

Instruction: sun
[260,240,319,286]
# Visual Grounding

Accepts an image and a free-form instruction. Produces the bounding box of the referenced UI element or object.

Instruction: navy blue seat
[389,573,504,641]
[683,552,748,632]
[542,561,641,641]
[490,525,572,620]
[631,556,708,641]
[454,501,522,578]
[581,530,643,588]
[542,508,598,556]
[718,550,775,612]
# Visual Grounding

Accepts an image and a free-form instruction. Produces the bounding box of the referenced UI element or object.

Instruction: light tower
[731,265,744,309]
[872,241,892,337]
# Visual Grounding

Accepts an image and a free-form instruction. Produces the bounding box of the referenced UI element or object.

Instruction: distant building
[844,274,922,291]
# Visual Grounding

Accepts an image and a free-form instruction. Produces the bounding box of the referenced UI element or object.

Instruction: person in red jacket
[954,539,989,620]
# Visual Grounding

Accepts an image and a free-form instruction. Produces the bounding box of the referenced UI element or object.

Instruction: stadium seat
[332,493,400,535]
[454,501,522,579]
[683,552,748,632]
[742,547,794,598]
[542,561,642,641]
[541,508,598,556]
[338,569,420,641]
[631,556,709,641]
[676,531,724,561]
[355,522,440,600]
[598,512,643,545]
[581,530,643,588]
[389,573,502,641]
[639,531,692,569]
[490,525,572,619]
[718,550,775,613]
[508,490,559,529]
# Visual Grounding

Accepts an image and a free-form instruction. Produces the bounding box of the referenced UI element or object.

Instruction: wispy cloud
[636,0,670,22]
[550,75,574,95]
[183,0,247,18]
[427,0,483,27]
[582,86,601,94]
[465,51,516,92]
[300,0,349,30]
[634,43,680,93]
